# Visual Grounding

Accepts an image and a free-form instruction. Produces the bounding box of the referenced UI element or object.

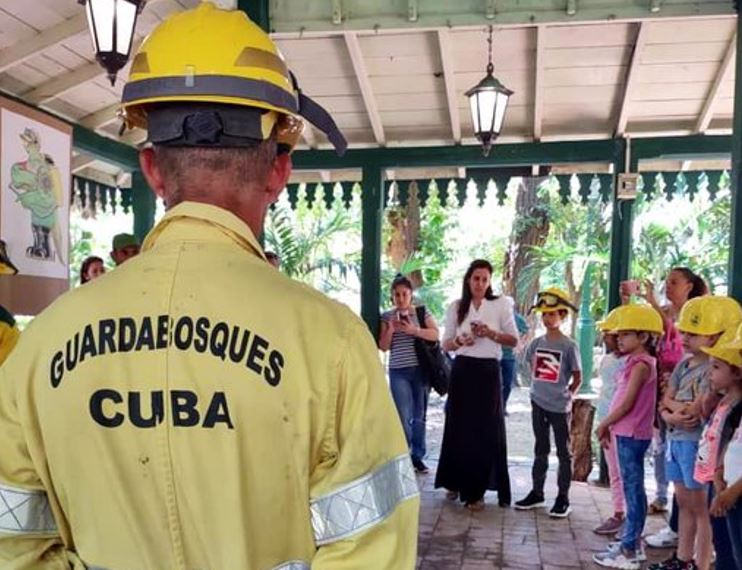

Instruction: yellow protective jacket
[0,305,19,365]
[0,202,419,570]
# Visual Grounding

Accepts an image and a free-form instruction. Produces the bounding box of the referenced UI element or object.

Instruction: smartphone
[397,310,410,322]
[623,280,642,296]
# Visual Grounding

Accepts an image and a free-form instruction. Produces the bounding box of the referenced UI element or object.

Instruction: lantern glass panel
[116,0,137,55]
[493,91,509,135]
[90,0,116,52]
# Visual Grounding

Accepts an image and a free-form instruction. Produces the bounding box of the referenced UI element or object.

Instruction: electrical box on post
[617,173,640,200]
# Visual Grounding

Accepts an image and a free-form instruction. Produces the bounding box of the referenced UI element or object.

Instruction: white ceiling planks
[0,0,737,164]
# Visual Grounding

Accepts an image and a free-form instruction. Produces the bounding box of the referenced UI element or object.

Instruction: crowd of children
[588,292,742,570]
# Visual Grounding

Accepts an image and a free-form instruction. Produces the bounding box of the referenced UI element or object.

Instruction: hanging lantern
[465,25,513,157]
[79,0,146,86]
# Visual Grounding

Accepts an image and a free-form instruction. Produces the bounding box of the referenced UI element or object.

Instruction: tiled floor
[415,389,675,569]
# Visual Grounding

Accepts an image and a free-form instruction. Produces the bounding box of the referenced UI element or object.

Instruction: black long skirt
[434,355,511,505]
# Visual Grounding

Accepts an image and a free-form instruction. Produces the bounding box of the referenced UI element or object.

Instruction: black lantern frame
[465,26,513,157]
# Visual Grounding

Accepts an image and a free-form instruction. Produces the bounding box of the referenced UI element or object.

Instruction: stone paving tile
[415,389,677,569]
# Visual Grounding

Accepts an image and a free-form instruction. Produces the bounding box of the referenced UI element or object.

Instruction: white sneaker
[645,526,678,549]
[593,544,641,569]
[608,541,647,562]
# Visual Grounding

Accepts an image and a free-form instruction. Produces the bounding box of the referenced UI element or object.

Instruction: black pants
[531,400,572,498]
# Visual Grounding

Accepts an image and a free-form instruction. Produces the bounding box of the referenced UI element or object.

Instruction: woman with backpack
[379,274,440,474]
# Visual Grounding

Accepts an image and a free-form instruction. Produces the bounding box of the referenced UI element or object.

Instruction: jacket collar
[141,201,266,260]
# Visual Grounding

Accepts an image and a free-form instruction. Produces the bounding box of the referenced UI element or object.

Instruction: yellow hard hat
[610,304,664,335]
[722,322,742,351]
[597,307,622,332]
[702,346,742,368]
[121,3,346,154]
[531,287,578,314]
[677,296,742,336]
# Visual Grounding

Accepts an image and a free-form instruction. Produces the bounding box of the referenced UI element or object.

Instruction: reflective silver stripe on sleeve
[270,561,310,570]
[310,454,419,546]
[0,484,57,535]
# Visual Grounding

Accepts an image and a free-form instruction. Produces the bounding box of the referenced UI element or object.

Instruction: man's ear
[266,153,292,203]
[139,148,166,200]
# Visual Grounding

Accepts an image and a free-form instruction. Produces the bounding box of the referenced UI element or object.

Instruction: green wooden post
[238,0,270,32]
[577,264,596,393]
[607,138,632,311]
[361,166,384,338]
[729,9,742,302]
[132,170,156,244]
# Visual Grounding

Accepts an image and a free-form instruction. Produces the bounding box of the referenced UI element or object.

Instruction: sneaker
[514,490,545,510]
[648,498,668,514]
[593,544,641,569]
[608,541,647,562]
[411,457,429,474]
[549,495,571,518]
[648,553,682,570]
[594,516,625,535]
[646,527,678,549]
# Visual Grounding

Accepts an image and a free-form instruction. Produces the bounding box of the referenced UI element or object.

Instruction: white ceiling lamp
[79,0,146,85]
[465,25,513,157]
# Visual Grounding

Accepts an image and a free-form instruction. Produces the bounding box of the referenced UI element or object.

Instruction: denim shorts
[666,439,704,490]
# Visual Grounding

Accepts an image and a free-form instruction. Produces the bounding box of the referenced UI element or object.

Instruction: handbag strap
[415,305,426,329]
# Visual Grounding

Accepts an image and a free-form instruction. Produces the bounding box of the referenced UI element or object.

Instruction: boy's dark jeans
[531,400,571,498]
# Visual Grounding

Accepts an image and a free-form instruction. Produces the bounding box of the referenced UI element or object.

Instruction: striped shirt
[382,307,430,369]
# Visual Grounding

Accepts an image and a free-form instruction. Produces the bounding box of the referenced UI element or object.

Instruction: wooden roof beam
[80,103,121,130]
[615,22,650,137]
[344,32,385,146]
[437,29,461,144]
[0,0,166,74]
[0,13,87,74]
[695,32,736,134]
[533,25,545,141]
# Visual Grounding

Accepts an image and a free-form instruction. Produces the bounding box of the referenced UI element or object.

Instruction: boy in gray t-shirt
[514,288,582,518]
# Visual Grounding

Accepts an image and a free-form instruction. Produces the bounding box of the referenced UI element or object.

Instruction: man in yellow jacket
[0,4,419,569]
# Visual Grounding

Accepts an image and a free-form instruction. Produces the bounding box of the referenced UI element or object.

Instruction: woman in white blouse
[434,259,519,511]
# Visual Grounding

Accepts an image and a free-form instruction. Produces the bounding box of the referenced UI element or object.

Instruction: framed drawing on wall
[0,96,71,315]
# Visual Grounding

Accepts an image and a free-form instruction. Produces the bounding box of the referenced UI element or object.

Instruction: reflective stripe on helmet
[0,484,57,535]
[309,454,419,546]
[122,75,299,115]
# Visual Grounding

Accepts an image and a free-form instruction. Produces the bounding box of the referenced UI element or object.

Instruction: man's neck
[545,328,563,341]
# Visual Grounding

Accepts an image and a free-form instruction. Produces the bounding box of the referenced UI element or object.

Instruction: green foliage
[263,186,362,299]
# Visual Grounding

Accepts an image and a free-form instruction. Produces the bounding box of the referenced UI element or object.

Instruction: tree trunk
[570,396,596,482]
[385,181,422,287]
[502,177,551,316]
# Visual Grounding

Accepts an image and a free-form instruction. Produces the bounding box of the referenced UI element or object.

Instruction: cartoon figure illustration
[8,128,66,265]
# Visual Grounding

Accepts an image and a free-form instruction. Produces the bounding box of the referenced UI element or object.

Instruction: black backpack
[414,306,451,396]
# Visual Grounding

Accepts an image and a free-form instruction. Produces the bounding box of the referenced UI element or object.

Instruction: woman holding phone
[434,259,519,510]
[379,274,440,473]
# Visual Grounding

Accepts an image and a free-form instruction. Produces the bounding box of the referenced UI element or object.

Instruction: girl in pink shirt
[698,345,742,570]
[594,304,661,570]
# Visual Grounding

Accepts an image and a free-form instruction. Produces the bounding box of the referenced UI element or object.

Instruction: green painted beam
[270,0,732,33]
[72,124,139,172]
[292,136,731,171]
[361,166,384,338]
[730,10,742,303]
[238,0,269,32]
[292,139,621,170]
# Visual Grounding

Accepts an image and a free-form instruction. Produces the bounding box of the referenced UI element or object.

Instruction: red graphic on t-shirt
[534,349,562,383]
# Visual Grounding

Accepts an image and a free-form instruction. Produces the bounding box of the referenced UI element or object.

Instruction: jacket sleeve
[0,364,72,570]
[309,316,420,569]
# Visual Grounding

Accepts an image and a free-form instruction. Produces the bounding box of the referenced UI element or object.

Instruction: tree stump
[571,396,596,482]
